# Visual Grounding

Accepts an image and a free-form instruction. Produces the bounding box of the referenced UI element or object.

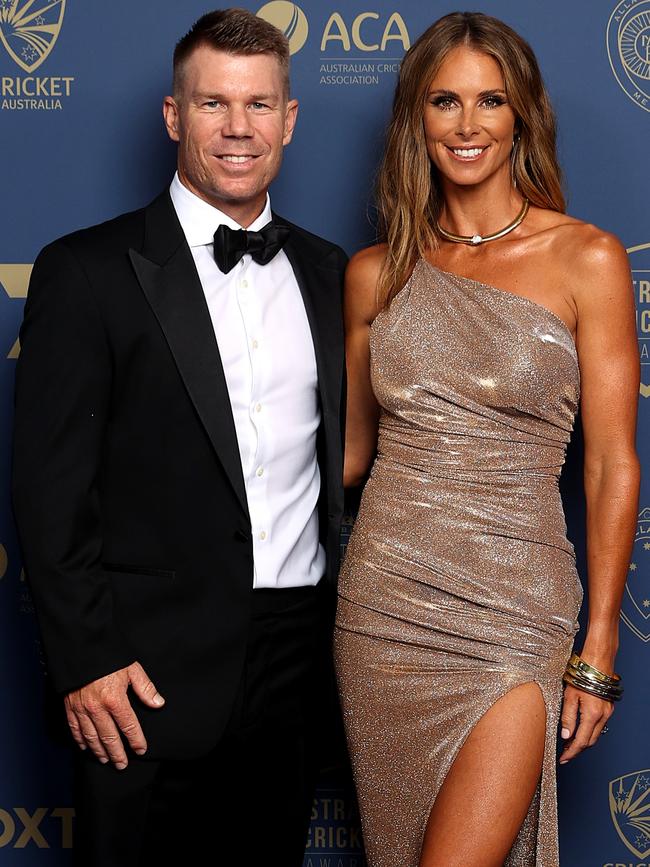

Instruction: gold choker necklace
[437,198,529,246]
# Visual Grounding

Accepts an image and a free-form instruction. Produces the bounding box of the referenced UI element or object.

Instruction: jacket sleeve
[12,240,136,695]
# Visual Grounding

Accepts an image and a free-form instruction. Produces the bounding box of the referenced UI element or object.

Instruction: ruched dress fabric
[334,259,582,867]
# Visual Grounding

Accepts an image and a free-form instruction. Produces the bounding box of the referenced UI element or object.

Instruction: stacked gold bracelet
[562,653,623,702]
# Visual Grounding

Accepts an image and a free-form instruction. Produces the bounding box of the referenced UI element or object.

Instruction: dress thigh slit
[334,624,564,867]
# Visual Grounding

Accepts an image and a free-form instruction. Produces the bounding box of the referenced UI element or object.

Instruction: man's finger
[75,711,110,763]
[91,709,129,769]
[111,703,148,756]
[128,662,165,709]
[64,701,87,751]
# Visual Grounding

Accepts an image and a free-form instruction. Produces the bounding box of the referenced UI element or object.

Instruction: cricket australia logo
[609,770,650,859]
[0,0,65,73]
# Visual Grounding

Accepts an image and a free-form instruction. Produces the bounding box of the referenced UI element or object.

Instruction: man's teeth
[222,155,252,163]
[452,147,485,157]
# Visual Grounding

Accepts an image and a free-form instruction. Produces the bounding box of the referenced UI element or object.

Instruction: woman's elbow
[343,452,373,488]
[584,449,641,490]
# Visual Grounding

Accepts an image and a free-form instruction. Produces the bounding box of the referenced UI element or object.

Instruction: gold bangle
[567,653,620,684]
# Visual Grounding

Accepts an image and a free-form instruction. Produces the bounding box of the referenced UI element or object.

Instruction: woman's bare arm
[560,230,640,763]
[343,246,385,487]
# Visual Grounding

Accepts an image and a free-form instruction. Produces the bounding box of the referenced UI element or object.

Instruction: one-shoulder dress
[334,259,582,867]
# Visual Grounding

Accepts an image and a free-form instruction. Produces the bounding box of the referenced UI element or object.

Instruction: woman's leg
[419,681,546,867]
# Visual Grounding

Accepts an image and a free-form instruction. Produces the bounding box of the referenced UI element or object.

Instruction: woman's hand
[558,684,614,764]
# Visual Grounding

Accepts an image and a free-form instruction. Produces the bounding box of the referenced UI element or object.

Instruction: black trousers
[73,583,333,867]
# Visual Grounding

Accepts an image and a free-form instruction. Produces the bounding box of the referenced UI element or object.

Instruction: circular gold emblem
[256,1,308,55]
[607,0,650,112]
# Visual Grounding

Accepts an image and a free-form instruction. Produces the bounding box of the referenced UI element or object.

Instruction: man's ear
[163,96,181,143]
[283,99,299,146]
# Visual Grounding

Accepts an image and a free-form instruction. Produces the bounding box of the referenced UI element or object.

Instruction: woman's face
[423,45,517,189]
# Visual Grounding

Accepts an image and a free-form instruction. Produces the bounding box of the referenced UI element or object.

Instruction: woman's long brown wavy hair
[376,11,565,308]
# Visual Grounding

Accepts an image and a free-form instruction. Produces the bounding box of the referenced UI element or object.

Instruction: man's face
[163,46,298,226]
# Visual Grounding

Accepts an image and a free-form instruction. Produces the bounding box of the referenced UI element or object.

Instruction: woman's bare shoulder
[344,244,388,323]
[346,243,388,283]
[529,209,629,282]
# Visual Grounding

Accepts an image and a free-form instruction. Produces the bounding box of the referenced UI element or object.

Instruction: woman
[334,11,639,867]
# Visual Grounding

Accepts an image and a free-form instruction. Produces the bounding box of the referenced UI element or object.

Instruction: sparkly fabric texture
[334,259,582,867]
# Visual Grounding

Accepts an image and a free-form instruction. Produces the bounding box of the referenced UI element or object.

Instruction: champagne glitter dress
[334,259,582,867]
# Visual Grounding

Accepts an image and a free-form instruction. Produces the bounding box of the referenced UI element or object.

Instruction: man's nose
[222,104,254,137]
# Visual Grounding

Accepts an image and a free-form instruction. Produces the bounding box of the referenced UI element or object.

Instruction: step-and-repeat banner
[1,1,648,864]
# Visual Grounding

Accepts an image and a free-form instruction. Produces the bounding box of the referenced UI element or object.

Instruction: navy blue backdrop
[1,1,648,863]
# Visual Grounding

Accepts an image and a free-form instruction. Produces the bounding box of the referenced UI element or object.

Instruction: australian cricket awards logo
[622,508,650,641]
[607,0,650,112]
[257,2,308,55]
[628,241,650,399]
[609,770,650,859]
[0,0,65,73]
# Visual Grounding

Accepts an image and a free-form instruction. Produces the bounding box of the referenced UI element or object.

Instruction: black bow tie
[213,221,290,274]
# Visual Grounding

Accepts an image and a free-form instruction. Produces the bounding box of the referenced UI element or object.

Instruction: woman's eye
[482,96,506,109]
[432,97,455,110]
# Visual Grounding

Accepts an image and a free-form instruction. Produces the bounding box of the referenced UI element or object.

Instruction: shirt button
[259,530,267,541]
[255,403,262,413]
[256,466,264,477]
[240,279,248,289]
[252,339,259,349]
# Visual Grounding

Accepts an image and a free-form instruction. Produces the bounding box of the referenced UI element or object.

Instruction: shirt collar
[169,172,273,248]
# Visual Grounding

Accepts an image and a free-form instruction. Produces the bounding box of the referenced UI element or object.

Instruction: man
[12,9,346,866]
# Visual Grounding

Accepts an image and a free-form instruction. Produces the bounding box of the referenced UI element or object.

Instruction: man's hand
[64,662,165,770]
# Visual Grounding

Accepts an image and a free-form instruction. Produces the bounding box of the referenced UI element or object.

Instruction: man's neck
[176,172,267,228]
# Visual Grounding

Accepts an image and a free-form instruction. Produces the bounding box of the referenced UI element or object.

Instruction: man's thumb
[128,662,165,708]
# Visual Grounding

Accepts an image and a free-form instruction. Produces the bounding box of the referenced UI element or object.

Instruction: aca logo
[257,1,308,55]
[320,11,409,53]
[318,9,409,88]
[0,264,31,359]
[607,0,650,112]
[622,508,650,642]
[609,770,650,860]
[0,0,65,73]
[257,3,409,86]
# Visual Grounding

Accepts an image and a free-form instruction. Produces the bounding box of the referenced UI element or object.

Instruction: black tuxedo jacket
[12,191,347,758]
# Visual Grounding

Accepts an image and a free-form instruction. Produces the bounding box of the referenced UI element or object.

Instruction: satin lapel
[129,193,248,518]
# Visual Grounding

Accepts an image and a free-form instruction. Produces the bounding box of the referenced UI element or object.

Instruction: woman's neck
[438,175,525,239]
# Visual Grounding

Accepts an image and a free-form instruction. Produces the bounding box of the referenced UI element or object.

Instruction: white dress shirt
[169,174,324,588]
